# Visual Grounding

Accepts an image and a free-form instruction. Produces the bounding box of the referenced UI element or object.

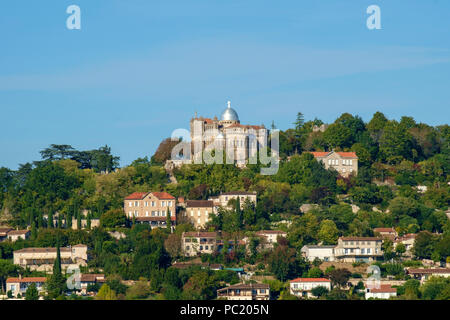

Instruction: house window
[162,201,165,207]
[198,210,201,217]
[145,211,149,217]
[361,248,365,254]
[134,201,139,207]
[191,210,194,217]
[205,246,209,250]
[168,201,172,207]
[367,248,372,254]
[198,218,201,224]
[200,246,203,250]
[129,202,132,207]
[350,160,353,165]
[151,201,155,207]
[186,246,190,250]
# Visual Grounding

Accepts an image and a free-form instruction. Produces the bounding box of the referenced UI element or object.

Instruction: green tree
[328,268,351,289]
[311,285,329,298]
[25,283,39,300]
[46,241,66,299]
[318,220,339,245]
[96,283,117,300]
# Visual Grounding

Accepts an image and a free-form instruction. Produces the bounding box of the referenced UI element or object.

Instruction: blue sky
[0,0,449,169]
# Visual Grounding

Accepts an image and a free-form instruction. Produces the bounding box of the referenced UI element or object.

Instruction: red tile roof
[367,284,397,293]
[186,200,215,208]
[7,230,30,235]
[124,192,148,200]
[374,228,396,233]
[152,192,175,200]
[80,274,105,282]
[340,237,382,241]
[407,268,450,274]
[309,151,358,158]
[6,277,47,283]
[309,152,330,157]
[290,278,331,283]
[183,231,218,238]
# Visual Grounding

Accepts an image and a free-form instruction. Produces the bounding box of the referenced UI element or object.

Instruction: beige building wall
[311,151,358,177]
[124,192,175,219]
[335,237,383,262]
[182,232,218,257]
[13,245,88,272]
[185,200,216,229]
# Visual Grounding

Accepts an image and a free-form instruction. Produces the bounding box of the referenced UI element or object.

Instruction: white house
[365,284,397,299]
[289,278,332,298]
[301,245,336,262]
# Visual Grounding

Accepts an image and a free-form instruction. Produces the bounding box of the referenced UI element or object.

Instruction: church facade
[170,101,268,168]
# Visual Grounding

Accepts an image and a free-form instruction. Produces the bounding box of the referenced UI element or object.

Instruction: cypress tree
[166,207,172,233]
[87,213,91,230]
[31,221,37,240]
[48,211,54,228]
[47,239,66,299]
[38,212,44,229]
[77,211,82,230]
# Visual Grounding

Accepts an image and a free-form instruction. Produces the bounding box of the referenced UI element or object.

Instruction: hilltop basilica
[170,101,268,168]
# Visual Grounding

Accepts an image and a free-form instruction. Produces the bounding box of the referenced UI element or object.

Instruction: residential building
[6,276,46,298]
[217,283,270,300]
[289,278,332,298]
[394,233,417,256]
[182,232,218,257]
[0,227,12,241]
[124,191,176,228]
[13,244,88,272]
[406,268,450,284]
[301,245,336,262]
[80,274,106,295]
[308,151,358,177]
[7,230,31,242]
[365,284,397,299]
[185,200,216,229]
[254,230,287,249]
[374,227,398,241]
[334,237,383,262]
[182,231,244,257]
[209,191,257,209]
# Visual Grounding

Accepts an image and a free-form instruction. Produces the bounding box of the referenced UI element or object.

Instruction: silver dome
[220,101,239,121]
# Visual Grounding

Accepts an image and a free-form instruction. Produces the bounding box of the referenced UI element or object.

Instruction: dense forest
[0,111,449,300]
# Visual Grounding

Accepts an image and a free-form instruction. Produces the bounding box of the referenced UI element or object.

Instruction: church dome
[221,101,239,121]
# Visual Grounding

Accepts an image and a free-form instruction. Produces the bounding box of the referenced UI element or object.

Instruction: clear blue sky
[1,0,449,169]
